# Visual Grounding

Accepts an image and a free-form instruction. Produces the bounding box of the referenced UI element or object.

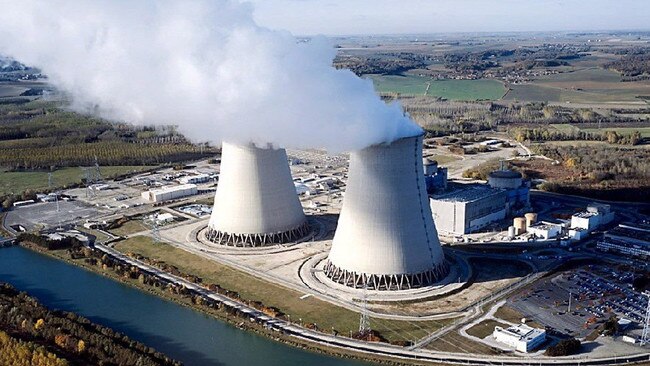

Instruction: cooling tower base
[323,260,450,291]
[205,221,310,247]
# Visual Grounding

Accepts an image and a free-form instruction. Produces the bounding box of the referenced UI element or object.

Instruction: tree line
[0,283,181,366]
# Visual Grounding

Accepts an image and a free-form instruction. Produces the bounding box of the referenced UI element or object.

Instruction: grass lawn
[424,331,498,355]
[366,74,506,100]
[114,236,449,343]
[494,305,542,329]
[466,319,510,339]
[109,220,149,237]
[0,165,154,196]
[425,154,461,165]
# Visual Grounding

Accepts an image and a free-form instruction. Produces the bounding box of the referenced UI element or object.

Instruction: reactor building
[324,134,448,291]
[206,142,309,247]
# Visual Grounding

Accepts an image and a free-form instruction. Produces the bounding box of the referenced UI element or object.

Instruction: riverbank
[15,242,430,366]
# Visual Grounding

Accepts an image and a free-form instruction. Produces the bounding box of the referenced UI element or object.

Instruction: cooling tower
[324,134,448,290]
[206,142,309,247]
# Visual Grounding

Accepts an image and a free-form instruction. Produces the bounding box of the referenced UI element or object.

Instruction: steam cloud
[0,0,421,152]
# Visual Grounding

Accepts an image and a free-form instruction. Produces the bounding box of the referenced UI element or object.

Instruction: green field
[365,74,506,100]
[505,68,650,103]
[114,236,451,343]
[0,165,153,196]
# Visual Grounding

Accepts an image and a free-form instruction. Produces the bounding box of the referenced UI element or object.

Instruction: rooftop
[431,183,501,203]
[496,324,545,342]
[149,184,197,194]
[607,224,650,243]
[573,211,599,219]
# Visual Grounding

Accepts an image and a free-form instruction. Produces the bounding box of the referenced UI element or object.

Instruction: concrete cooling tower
[324,134,448,290]
[206,142,309,247]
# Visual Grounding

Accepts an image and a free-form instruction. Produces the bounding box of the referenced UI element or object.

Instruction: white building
[527,222,562,240]
[325,134,448,291]
[141,184,198,203]
[493,324,546,353]
[155,212,175,224]
[429,184,507,235]
[206,142,308,247]
[570,212,600,232]
[179,174,211,185]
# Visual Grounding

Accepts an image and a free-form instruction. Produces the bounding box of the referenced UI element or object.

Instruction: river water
[0,246,369,366]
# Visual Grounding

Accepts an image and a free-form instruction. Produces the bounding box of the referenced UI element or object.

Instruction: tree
[545,338,581,356]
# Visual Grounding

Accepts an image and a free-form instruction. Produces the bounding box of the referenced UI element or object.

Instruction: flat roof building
[493,324,546,353]
[429,183,506,235]
[597,224,650,259]
[141,184,198,203]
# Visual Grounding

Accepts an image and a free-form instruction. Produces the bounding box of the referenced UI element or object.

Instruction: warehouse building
[429,183,507,235]
[493,324,546,353]
[597,224,650,259]
[141,184,198,203]
[179,174,212,185]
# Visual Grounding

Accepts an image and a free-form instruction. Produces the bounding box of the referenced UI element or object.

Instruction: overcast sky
[247,0,650,36]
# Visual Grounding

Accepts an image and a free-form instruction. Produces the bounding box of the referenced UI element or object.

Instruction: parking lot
[5,200,106,232]
[508,264,648,340]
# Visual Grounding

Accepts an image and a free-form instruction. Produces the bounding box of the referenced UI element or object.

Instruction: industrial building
[493,324,546,353]
[206,142,309,247]
[429,183,507,235]
[527,222,562,240]
[141,184,198,203]
[488,169,530,214]
[570,203,615,233]
[597,224,650,259]
[325,134,448,291]
[423,158,447,193]
[179,174,212,185]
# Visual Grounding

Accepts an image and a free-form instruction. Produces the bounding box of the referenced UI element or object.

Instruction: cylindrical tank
[206,142,308,247]
[524,212,538,228]
[514,217,527,235]
[423,158,438,176]
[488,170,523,189]
[508,226,517,239]
[325,134,448,291]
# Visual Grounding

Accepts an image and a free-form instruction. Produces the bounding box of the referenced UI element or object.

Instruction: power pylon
[642,292,650,346]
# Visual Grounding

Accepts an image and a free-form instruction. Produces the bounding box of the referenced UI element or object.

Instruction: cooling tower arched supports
[206,142,309,248]
[324,134,449,291]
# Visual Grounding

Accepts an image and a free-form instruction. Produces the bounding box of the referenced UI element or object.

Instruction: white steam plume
[0,0,421,152]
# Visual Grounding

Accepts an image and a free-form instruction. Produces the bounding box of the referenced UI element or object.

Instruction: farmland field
[550,124,650,138]
[505,68,650,103]
[366,74,506,100]
[0,165,153,196]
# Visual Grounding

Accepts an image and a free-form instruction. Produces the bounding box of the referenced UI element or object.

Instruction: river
[0,246,370,366]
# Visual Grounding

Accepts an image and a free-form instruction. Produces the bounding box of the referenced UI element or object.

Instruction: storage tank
[508,226,517,239]
[488,170,523,189]
[514,217,527,235]
[206,142,308,247]
[325,134,448,291]
[423,158,438,176]
[524,212,538,228]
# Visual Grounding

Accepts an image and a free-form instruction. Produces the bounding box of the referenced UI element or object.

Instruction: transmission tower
[47,173,60,212]
[145,215,161,243]
[642,292,650,346]
[81,167,96,199]
[359,285,370,336]
[93,155,103,182]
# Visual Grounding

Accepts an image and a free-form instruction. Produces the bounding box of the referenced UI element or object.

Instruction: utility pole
[642,292,650,346]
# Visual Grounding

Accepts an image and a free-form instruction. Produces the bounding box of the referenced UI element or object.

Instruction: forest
[0,99,217,170]
[0,282,181,366]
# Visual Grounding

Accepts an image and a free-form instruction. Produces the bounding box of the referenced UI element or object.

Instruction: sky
[248,0,650,36]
